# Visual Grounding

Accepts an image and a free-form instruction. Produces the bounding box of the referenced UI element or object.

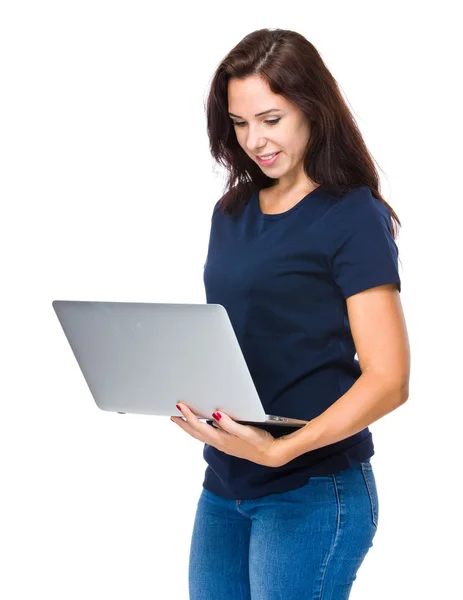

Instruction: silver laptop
[52,300,308,427]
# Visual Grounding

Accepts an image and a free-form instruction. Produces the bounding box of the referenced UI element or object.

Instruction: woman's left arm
[273,283,411,466]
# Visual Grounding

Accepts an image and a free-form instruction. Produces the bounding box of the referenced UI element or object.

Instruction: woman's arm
[274,283,410,465]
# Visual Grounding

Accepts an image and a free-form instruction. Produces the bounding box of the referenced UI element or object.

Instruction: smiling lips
[256,151,281,165]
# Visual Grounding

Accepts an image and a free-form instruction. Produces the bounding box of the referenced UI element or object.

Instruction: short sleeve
[326,187,401,299]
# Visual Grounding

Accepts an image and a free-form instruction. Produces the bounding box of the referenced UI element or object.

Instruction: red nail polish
[176,404,181,411]
[212,412,221,421]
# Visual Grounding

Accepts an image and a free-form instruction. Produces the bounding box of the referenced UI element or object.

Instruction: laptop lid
[52,300,307,426]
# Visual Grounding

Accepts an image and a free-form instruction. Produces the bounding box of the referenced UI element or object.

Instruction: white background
[1,1,461,598]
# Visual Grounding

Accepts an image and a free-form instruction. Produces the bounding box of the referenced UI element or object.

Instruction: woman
[171,28,410,599]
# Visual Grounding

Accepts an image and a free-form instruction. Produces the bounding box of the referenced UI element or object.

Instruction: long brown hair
[205,28,401,239]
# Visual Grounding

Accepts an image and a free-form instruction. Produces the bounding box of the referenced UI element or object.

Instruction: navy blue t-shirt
[202,184,401,500]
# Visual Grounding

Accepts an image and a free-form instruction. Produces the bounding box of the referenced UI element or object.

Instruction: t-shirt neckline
[255,185,324,219]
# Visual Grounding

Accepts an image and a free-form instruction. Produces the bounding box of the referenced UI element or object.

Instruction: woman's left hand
[171,402,290,468]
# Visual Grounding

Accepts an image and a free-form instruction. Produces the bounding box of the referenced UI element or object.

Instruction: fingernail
[176,404,182,411]
[212,412,221,421]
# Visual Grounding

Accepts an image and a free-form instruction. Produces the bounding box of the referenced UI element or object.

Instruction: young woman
[171,28,410,600]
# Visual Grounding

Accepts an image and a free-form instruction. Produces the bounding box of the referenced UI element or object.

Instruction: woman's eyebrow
[228,108,282,118]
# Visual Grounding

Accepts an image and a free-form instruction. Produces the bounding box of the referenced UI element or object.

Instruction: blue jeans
[188,459,378,599]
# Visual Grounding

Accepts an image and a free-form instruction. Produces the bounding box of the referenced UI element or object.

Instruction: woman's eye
[233,118,280,127]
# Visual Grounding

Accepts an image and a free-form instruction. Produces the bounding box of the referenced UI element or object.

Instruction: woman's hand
[171,402,291,468]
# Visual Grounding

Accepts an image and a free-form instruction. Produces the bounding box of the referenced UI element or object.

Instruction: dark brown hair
[204,28,401,239]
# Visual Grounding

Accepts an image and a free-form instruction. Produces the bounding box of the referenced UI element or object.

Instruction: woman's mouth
[256,151,281,166]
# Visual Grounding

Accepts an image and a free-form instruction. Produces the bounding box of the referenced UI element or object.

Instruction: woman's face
[227,75,311,186]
